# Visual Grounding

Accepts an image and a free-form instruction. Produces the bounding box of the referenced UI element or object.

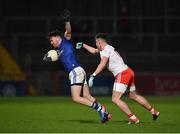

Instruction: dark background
[0,0,180,96]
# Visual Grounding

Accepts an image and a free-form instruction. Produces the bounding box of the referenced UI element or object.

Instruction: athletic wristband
[92,73,96,77]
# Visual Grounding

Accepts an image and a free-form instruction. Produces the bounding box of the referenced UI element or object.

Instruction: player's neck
[57,40,62,47]
[101,43,107,50]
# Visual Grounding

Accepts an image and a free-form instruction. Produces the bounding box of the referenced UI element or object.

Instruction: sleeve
[100,47,111,58]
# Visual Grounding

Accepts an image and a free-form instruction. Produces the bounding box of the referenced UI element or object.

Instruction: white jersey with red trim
[100,45,128,76]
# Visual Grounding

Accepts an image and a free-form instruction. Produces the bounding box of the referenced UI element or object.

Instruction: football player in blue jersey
[43,9,111,123]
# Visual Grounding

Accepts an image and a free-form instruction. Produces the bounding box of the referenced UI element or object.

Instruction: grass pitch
[0,96,180,133]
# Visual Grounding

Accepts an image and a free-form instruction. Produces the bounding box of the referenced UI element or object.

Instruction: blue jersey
[58,37,81,73]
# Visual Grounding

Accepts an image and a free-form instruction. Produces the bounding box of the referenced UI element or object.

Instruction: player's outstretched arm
[83,43,99,54]
[76,42,99,54]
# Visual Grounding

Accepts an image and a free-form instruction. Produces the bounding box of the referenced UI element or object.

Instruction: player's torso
[58,38,81,72]
[101,45,128,76]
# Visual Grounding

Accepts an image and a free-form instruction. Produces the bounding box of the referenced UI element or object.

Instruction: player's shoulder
[62,37,72,45]
[106,44,114,49]
[103,45,114,52]
[100,45,111,56]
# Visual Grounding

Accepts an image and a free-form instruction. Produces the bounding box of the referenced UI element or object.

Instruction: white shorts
[113,83,136,93]
[69,66,87,86]
[113,68,136,93]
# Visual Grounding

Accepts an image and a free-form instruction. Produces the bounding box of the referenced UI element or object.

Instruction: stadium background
[0,0,180,96]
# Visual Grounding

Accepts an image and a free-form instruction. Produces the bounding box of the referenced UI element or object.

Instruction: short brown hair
[95,33,109,43]
[47,29,62,39]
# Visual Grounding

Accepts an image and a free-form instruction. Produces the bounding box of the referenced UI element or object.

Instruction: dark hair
[95,33,109,43]
[47,29,62,39]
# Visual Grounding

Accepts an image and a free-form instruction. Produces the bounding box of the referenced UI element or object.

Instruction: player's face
[49,36,61,48]
[95,39,102,50]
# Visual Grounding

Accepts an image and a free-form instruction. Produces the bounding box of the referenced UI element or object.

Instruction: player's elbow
[92,49,99,54]
[64,31,71,40]
[92,50,97,54]
[100,61,107,68]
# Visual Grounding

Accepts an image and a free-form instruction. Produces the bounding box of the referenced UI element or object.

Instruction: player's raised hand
[76,42,83,49]
[61,9,71,22]
[88,74,95,87]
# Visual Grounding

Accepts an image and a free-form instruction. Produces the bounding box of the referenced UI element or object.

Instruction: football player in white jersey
[76,33,160,124]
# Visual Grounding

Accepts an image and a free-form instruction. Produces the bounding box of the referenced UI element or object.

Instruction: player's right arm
[61,9,71,40]
[76,42,99,54]
[64,21,72,40]
[83,43,99,54]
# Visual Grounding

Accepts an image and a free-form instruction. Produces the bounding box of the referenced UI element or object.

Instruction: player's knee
[83,93,89,99]
[112,97,118,104]
[72,96,80,103]
[129,92,137,100]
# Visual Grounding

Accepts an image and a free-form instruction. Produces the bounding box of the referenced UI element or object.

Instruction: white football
[47,50,59,61]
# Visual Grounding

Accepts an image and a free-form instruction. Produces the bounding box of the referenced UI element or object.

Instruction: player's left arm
[93,56,108,76]
[88,56,108,87]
